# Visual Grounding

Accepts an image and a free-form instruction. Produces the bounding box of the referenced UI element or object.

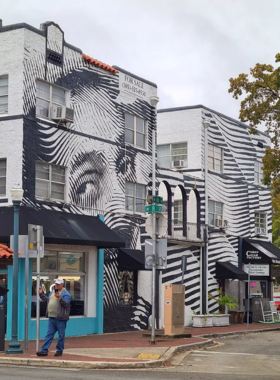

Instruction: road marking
[137,353,161,359]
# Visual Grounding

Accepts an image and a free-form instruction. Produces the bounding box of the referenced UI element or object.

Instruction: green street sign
[145,205,163,213]
[152,195,163,204]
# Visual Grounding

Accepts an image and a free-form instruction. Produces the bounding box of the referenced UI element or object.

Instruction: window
[209,200,223,227]
[208,144,223,173]
[174,199,183,225]
[36,80,67,118]
[125,182,146,213]
[124,113,146,148]
[0,159,6,196]
[254,161,263,184]
[35,161,66,201]
[255,212,266,235]
[31,251,85,317]
[0,75,8,114]
[157,143,188,168]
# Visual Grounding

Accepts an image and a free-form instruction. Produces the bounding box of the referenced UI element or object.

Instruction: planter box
[212,314,230,326]
[193,315,213,327]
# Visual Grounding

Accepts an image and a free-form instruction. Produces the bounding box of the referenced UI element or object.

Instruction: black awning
[216,261,247,280]
[0,206,125,248]
[118,248,145,270]
[242,238,280,264]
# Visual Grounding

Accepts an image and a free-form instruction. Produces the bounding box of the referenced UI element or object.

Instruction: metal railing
[164,221,205,242]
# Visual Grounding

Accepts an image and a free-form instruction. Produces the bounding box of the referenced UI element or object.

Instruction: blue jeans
[41,318,67,353]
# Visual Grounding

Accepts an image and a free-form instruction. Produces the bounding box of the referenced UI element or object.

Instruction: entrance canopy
[118,248,145,270]
[0,206,125,248]
[242,238,280,264]
[216,261,247,280]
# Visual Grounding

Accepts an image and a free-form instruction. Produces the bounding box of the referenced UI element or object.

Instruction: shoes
[54,351,63,357]
[36,351,48,356]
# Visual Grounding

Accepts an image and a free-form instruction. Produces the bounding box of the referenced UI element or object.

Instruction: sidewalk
[1,323,280,369]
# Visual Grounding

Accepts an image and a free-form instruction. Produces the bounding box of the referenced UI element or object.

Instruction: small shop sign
[243,264,269,276]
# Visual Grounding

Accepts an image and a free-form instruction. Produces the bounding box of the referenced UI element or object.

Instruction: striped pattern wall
[157,107,272,314]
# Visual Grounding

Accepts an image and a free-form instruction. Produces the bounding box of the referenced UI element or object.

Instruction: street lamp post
[6,186,24,354]
[150,95,159,344]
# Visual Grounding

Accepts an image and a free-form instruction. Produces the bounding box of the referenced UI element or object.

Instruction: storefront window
[31,251,85,317]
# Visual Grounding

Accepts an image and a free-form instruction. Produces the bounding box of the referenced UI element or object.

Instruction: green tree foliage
[229,55,280,244]
[229,55,280,148]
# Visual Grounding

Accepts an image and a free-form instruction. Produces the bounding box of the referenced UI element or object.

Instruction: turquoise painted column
[97,215,105,334]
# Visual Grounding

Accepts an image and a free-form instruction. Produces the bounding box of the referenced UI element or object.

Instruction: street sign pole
[150,96,159,344]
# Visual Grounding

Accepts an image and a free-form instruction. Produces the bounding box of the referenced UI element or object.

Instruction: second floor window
[0,75,8,114]
[0,159,6,196]
[255,212,266,235]
[254,161,263,185]
[35,162,66,201]
[174,199,183,225]
[157,143,188,169]
[209,200,223,227]
[125,182,146,213]
[208,144,223,173]
[125,113,146,149]
[36,80,67,118]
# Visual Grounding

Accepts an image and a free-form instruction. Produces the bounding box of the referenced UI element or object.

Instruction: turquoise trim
[97,215,104,334]
[29,317,97,340]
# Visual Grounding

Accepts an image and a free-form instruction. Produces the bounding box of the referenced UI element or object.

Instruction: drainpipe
[202,119,210,314]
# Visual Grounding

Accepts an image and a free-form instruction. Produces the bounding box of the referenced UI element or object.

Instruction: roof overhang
[0,207,125,248]
[242,238,280,264]
[216,261,247,281]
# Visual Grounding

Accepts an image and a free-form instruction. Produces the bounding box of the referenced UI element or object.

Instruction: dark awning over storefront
[216,261,247,280]
[0,206,125,248]
[118,248,145,270]
[242,238,280,264]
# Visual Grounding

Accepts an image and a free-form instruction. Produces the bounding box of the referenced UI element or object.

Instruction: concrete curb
[0,339,214,369]
[199,326,280,339]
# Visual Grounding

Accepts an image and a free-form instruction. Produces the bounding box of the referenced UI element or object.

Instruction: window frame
[254,160,264,185]
[36,79,69,119]
[0,158,7,197]
[35,161,66,202]
[174,199,183,226]
[157,142,188,169]
[208,143,223,173]
[124,113,146,149]
[255,211,267,235]
[0,75,8,115]
[208,199,223,227]
[125,181,146,214]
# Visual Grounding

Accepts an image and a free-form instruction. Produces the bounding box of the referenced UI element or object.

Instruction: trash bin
[0,286,9,352]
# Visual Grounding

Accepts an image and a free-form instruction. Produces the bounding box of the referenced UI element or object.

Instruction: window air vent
[172,160,185,168]
[46,49,63,66]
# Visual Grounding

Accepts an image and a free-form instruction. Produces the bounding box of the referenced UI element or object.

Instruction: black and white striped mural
[20,22,155,332]
[157,106,271,319]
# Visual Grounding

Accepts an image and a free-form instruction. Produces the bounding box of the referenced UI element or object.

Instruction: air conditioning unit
[255,227,266,235]
[223,220,228,228]
[172,160,185,168]
[50,105,74,122]
[215,218,223,227]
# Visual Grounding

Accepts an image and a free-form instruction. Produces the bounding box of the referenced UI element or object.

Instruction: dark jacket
[40,288,71,321]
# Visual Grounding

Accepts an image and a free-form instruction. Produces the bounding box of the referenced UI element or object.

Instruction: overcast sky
[2,0,280,123]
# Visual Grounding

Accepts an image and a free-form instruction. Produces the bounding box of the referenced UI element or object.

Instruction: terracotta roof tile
[0,244,14,259]
[82,54,118,74]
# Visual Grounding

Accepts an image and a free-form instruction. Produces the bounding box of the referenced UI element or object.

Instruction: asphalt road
[1,331,280,380]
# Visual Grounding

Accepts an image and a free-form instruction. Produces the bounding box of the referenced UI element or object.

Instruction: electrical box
[164,284,185,335]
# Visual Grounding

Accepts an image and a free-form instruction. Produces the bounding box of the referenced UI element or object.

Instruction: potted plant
[192,311,213,327]
[208,289,237,326]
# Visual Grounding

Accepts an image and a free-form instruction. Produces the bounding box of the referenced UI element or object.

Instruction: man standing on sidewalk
[36,278,71,357]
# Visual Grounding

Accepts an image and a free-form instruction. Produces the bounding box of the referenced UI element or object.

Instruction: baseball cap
[54,278,64,285]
